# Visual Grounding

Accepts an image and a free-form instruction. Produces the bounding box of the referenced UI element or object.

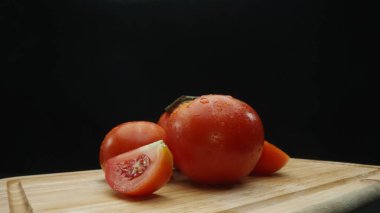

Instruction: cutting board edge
[2,158,380,181]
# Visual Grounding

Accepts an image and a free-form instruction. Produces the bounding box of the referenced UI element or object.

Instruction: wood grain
[1,159,380,213]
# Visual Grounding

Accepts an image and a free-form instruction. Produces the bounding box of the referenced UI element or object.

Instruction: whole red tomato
[164,95,264,184]
[99,121,166,170]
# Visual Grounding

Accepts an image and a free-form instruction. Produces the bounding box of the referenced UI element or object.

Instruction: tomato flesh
[117,154,151,180]
[105,140,173,196]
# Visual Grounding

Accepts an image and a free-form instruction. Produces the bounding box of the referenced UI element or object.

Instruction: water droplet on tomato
[246,112,256,121]
[200,97,209,104]
[214,101,224,112]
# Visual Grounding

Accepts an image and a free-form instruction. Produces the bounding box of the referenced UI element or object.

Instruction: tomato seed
[117,154,151,180]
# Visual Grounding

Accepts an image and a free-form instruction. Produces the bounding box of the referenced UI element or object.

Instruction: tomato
[158,96,197,128]
[99,121,166,170]
[251,141,289,175]
[165,95,264,184]
[157,112,170,129]
[105,140,173,196]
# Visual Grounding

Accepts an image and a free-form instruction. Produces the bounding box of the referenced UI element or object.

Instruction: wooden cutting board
[1,158,380,213]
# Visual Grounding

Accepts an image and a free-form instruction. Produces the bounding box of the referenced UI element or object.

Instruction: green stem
[165,95,198,113]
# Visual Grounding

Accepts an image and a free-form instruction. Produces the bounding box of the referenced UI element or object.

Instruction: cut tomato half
[105,140,173,196]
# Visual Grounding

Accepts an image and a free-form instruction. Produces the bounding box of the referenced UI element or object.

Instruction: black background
[1,0,377,178]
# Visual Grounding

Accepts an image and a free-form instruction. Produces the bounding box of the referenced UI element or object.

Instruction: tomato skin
[157,112,170,129]
[165,95,264,184]
[99,121,166,170]
[105,140,173,196]
[251,141,289,175]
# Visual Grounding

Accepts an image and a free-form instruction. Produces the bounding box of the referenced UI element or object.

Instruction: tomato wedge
[105,140,173,196]
[251,141,289,175]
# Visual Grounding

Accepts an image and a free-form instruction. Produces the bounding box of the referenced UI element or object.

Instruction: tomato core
[116,154,151,180]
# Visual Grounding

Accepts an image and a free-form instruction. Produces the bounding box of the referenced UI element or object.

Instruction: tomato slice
[105,140,173,196]
[251,141,289,175]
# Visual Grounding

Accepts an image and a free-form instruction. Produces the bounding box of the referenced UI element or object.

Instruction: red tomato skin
[105,140,173,196]
[251,141,289,175]
[165,95,264,184]
[157,112,170,129]
[99,121,166,170]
